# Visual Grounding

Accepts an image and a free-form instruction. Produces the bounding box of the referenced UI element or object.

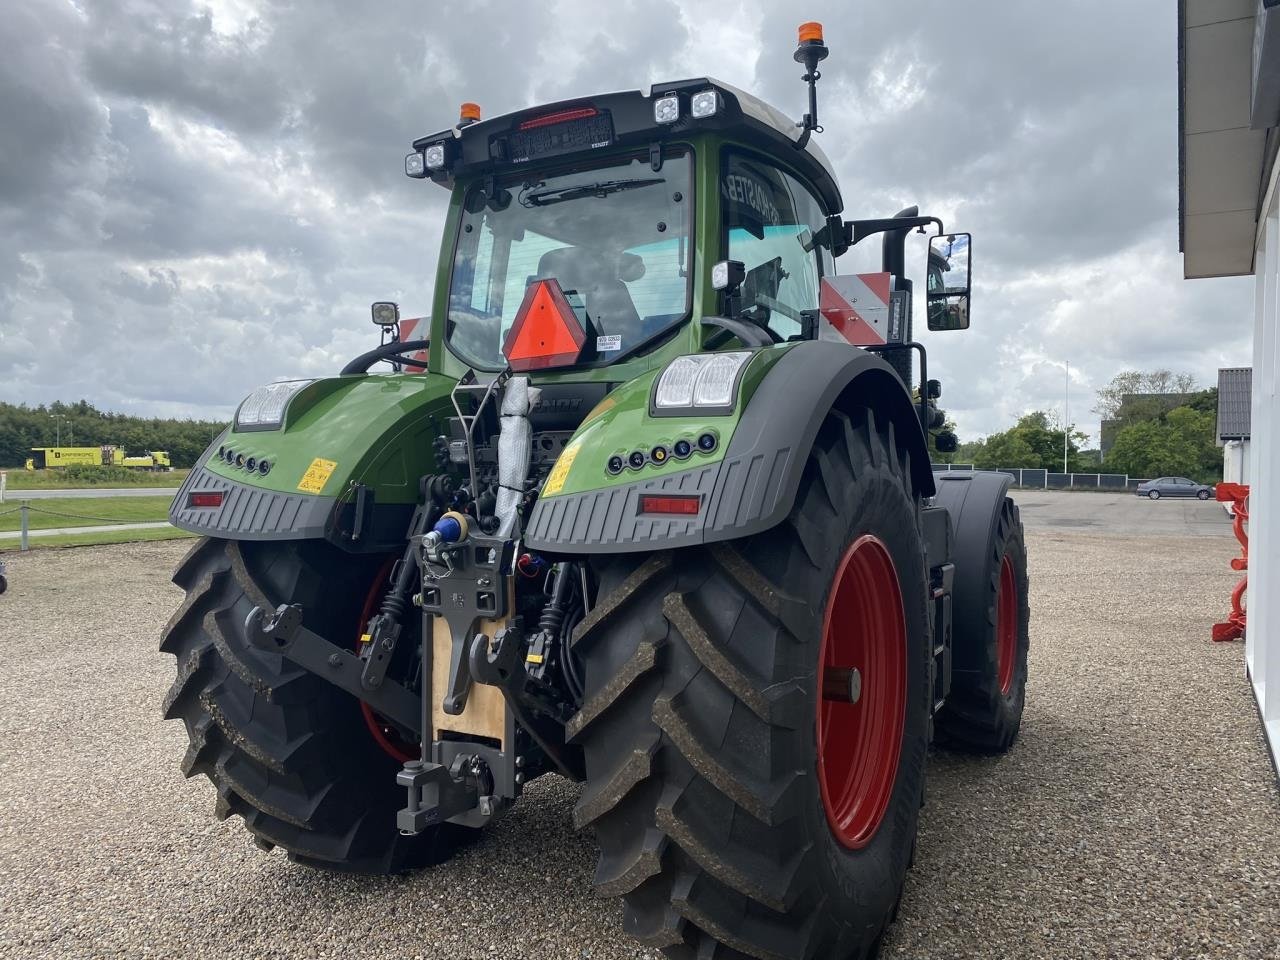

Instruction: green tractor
[162,23,1028,960]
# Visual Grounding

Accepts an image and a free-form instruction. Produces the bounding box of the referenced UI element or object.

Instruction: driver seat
[534,247,643,340]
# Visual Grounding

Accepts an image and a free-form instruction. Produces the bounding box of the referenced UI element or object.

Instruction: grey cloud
[0,0,1255,447]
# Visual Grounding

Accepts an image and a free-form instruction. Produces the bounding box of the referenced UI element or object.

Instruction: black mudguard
[931,469,1014,673]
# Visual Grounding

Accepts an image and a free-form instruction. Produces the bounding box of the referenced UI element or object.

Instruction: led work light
[234,380,313,431]
[653,352,752,414]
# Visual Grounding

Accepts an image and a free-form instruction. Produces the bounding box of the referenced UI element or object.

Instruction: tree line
[931,370,1222,483]
[0,399,226,469]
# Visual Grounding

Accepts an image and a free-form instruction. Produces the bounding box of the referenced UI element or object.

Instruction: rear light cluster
[638,494,701,516]
[187,492,224,509]
[217,445,271,476]
[606,432,717,476]
[518,106,598,130]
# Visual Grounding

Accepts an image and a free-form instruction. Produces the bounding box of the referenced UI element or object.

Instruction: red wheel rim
[356,560,419,764]
[817,535,906,850]
[996,555,1017,695]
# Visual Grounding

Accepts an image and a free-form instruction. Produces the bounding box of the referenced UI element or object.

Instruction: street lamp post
[50,414,68,447]
[1062,361,1069,475]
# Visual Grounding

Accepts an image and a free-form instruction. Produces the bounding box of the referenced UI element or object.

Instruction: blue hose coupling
[433,511,469,543]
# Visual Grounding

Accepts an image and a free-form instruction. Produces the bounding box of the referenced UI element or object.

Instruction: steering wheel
[741,294,805,344]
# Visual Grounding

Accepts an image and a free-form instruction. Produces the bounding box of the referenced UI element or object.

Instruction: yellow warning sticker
[542,439,582,497]
[297,457,337,494]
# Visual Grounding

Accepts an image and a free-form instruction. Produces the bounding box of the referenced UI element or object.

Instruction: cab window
[722,151,832,339]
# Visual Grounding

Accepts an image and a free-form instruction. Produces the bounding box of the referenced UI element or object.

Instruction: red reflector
[502,278,587,372]
[638,494,701,516]
[518,106,598,130]
[188,492,224,508]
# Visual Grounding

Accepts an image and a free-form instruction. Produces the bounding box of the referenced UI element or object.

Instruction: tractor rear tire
[160,537,462,873]
[934,497,1029,753]
[571,408,931,960]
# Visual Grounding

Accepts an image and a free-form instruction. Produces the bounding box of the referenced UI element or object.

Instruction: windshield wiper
[520,177,665,207]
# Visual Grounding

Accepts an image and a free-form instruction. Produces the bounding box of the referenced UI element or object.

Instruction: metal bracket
[395,757,481,835]
[245,603,421,734]
[359,613,401,691]
[418,534,515,716]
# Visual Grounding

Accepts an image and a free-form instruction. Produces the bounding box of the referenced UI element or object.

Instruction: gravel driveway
[0,528,1276,959]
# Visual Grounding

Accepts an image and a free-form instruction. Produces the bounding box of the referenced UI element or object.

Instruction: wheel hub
[817,535,906,850]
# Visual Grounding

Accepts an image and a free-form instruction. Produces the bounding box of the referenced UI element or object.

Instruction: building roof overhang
[1178,0,1279,278]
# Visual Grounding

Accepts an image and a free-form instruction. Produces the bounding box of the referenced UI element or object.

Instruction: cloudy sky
[0,0,1255,443]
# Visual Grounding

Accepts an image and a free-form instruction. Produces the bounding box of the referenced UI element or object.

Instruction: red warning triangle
[502,278,587,371]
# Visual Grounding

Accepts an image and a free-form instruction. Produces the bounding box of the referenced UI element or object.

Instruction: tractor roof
[411,78,843,214]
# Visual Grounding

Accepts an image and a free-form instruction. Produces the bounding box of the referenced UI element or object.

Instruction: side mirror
[371,301,400,327]
[926,233,971,331]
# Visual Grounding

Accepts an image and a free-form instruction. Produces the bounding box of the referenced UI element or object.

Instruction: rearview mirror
[926,233,971,331]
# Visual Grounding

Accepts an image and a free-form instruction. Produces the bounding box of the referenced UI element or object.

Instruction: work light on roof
[653,94,680,124]
[404,151,426,178]
[423,143,447,170]
[690,89,718,119]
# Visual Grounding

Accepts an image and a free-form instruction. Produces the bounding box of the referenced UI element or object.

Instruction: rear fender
[171,373,457,551]
[523,340,934,553]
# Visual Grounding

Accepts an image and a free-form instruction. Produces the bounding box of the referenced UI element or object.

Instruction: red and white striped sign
[397,317,431,372]
[819,272,892,346]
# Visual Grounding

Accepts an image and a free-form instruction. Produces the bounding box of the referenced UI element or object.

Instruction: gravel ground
[0,530,1276,960]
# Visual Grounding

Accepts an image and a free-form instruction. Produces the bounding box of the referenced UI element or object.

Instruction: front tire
[934,497,1029,753]
[1198,490,1211,501]
[571,408,931,960]
[160,537,461,873]
[1149,490,1161,500]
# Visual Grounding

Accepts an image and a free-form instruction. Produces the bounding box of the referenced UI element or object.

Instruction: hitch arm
[245,604,422,734]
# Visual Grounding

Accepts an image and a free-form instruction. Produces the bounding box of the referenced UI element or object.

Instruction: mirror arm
[844,216,945,249]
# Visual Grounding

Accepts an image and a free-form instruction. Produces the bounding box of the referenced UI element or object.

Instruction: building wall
[1222,440,1250,516]
[1250,194,1279,767]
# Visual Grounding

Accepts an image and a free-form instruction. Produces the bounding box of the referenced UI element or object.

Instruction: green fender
[170,373,457,551]
[524,340,935,553]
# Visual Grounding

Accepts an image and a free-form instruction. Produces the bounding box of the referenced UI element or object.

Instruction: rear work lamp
[652,351,752,415]
[234,380,313,431]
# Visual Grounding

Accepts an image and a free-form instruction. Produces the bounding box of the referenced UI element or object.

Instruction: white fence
[935,464,1148,491]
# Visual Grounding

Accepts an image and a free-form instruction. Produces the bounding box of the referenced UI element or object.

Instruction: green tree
[1094,369,1199,419]
[969,411,1087,471]
[972,431,1036,469]
[1104,405,1220,482]
[0,400,226,469]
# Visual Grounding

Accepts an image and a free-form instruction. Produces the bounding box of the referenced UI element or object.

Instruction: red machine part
[396,316,431,372]
[1212,482,1249,643]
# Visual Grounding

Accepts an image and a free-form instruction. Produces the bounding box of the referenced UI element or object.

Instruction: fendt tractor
[162,24,1029,960]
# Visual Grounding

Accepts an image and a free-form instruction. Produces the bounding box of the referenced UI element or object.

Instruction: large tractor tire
[571,408,931,960]
[160,537,461,873]
[934,497,1029,753]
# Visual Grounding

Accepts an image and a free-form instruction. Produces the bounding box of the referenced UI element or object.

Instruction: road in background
[1011,489,1230,538]
[7,487,178,500]
[0,521,173,541]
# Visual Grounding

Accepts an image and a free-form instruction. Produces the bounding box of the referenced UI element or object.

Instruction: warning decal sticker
[297,458,337,494]
[542,438,582,497]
